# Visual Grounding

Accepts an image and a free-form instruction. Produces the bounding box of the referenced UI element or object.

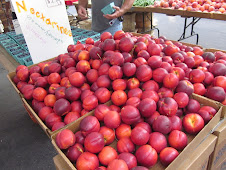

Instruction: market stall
[129,5,226,44]
[0,0,225,170]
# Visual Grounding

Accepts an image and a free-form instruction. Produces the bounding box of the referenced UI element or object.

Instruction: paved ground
[0,11,225,170]
[0,63,56,170]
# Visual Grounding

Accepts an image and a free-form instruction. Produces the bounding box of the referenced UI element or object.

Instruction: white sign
[11,0,74,64]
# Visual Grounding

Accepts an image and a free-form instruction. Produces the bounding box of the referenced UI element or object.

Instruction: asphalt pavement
[0,63,56,170]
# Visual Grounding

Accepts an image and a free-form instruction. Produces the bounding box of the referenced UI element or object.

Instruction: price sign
[11,0,74,64]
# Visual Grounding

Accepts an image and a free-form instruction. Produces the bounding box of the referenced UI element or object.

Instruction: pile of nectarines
[153,0,226,14]
[13,30,225,169]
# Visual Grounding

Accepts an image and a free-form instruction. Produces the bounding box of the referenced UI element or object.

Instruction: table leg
[178,17,201,45]
[140,12,160,37]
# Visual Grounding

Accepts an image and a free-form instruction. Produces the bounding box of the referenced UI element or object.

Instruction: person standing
[77,0,135,35]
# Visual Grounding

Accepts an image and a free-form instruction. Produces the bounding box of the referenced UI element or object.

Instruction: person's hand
[77,5,88,20]
[103,6,123,20]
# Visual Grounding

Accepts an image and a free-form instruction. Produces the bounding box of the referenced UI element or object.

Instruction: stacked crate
[71,27,100,44]
[6,32,32,65]
[0,28,100,66]
[0,32,32,66]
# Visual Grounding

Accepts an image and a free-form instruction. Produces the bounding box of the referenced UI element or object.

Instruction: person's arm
[104,0,135,20]
[77,0,89,20]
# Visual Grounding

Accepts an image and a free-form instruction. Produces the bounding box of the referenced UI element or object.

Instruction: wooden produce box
[51,94,223,170]
[208,119,226,170]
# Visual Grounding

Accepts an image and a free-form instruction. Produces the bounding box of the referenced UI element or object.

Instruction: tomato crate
[16,39,26,45]
[4,32,28,50]
[71,27,89,35]
[9,34,24,41]
[82,30,99,37]
[73,36,87,43]
[0,33,9,38]
[5,46,25,56]
[0,39,17,47]
[90,34,100,42]
[6,31,16,36]
[10,49,27,56]
[71,31,81,37]
[21,44,29,51]
[22,57,33,66]
[13,52,31,65]
[70,27,83,31]
[51,94,223,170]
[0,35,10,42]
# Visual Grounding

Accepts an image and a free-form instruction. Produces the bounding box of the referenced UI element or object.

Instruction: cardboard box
[7,71,22,95]
[51,94,223,170]
[178,134,217,170]
[222,106,226,118]
[20,95,106,138]
[6,59,94,138]
[7,64,112,138]
[51,108,98,170]
[53,154,71,170]
[208,119,226,170]
[7,71,38,123]
[215,158,226,170]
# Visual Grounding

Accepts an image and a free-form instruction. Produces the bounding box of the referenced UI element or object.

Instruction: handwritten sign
[11,0,74,64]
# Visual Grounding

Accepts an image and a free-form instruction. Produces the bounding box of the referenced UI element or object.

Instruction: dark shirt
[91,0,123,32]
